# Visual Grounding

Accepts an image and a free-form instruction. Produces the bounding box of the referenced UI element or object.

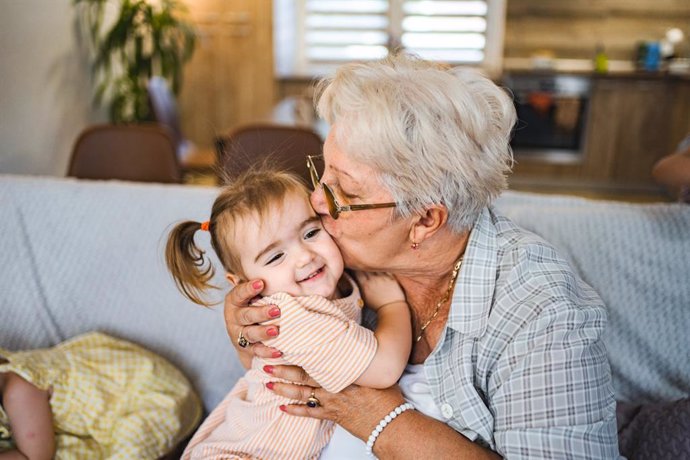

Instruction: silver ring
[306,390,321,408]
[237,328,250,348]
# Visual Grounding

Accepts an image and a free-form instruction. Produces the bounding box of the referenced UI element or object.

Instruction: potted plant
[74,0,196,123]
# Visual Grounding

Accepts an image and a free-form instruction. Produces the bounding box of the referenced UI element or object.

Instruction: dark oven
[502,73,592,163]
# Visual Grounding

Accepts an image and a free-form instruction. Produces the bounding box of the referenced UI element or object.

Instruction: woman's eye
[304,228,321,239]
[336,185,358,200]
[330,182,357,200]
[340,190,357,200]
[265,253,284,265]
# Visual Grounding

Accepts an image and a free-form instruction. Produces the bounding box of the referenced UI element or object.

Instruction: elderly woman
[224,54,619,459]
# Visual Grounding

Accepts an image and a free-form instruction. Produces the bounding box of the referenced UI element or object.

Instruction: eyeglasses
[306,155,397,220]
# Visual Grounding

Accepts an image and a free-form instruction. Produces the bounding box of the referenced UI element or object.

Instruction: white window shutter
[275,0,504,77]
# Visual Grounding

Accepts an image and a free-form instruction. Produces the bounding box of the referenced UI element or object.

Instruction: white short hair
[315,53,516,232]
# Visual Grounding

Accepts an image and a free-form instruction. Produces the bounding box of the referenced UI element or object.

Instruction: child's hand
[354,271,406,311]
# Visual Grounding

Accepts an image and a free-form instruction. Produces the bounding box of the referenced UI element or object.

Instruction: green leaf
[75,0,197,122]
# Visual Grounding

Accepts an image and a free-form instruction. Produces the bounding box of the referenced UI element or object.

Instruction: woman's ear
[408,204,448,245]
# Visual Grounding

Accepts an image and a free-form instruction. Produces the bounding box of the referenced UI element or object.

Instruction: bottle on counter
[644,42,661,71]
[594,44,609,73]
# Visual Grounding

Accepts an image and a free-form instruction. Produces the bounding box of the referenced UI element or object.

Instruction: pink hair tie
[200,221,210,232]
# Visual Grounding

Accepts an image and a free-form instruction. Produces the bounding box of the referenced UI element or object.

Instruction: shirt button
[441,403,454,419]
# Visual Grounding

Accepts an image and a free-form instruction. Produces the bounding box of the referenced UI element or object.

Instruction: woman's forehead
[323,131,374,184]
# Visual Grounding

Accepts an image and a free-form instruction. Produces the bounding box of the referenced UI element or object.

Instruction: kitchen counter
[503,58,690,81]
[506,66,690,190]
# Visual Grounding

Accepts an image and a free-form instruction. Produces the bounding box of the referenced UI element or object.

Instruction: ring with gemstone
[237,328,250,348]
[306,390,321,408]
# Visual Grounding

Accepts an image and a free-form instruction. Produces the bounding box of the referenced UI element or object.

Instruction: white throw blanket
[0,175,242,411]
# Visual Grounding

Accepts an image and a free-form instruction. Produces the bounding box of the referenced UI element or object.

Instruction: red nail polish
[267,327,278,337]
[271,351,283,358]
[279,405,287,412]
[268,306,281,318]
[263,365,274,374]
[252,280,263,290]
[266,382,274,390]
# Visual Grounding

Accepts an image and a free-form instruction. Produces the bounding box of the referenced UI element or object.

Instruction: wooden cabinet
[512,74,690,189]
[178,0,275,149]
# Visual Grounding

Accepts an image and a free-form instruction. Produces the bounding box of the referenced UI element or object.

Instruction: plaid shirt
[424,207,620,459]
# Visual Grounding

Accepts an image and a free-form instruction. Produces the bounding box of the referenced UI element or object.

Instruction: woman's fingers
[223,279,282,356]
[232,279,264,306]
[269,383,331,420]
[266,364,318,386]
[271,381,316,401]
[280,402,325,419]
[237,304,280,327]
[248,343,280,360]
[224,279,281,326]
[270,383,407,440]
[239,324,280,346]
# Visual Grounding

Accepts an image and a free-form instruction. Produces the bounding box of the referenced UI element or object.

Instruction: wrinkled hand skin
[265,363,406,440]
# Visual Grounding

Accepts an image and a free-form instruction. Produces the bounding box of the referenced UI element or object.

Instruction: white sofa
[1,174,688,444]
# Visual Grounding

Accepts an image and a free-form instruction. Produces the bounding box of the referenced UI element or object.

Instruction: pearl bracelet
[365,402,414,458]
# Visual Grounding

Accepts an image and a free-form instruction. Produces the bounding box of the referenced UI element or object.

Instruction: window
[274,0,506,77]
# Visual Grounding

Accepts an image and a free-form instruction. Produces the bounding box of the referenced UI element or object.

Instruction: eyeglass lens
[307,156,340,219]
[322,184,340,219]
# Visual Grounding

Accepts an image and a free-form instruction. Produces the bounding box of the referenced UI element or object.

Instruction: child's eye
[304,228,321,239]
[265,252,285,265]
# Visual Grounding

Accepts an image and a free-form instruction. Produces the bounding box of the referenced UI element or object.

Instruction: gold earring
[411,242,420,250]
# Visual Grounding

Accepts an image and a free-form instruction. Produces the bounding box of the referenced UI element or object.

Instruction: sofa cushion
[0,175,243,412]
[495,191,690,404]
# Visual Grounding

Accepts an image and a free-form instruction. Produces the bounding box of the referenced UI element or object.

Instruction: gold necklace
[415,255,464,343]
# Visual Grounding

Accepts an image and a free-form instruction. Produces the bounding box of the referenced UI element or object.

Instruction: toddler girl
[165,169,411,459]
[0,331,202,459]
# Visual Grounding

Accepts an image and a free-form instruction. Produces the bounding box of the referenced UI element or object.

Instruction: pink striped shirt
[183,277,377,459]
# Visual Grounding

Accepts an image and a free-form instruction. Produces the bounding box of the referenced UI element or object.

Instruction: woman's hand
[264,364,406,441]
[223,279,283,364]
[264,365,500,459]
[354,271,406,311]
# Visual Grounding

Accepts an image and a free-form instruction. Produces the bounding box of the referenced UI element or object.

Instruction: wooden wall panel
[608,81,673,183]
[505,0,690,60]
[178,0,275,148]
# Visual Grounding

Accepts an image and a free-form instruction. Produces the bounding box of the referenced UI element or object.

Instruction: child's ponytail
[165,221,217,307]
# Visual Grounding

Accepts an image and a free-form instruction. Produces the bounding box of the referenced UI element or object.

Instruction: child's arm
[353,272,412,389]
[0,372,55,460]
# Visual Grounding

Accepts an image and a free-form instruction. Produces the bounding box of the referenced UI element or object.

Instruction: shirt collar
[446,207,497,338]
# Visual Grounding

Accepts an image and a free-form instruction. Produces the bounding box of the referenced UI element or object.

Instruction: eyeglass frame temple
[306,155,398,212]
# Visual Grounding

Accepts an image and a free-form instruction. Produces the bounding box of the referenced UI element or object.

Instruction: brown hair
[165,169,309,306]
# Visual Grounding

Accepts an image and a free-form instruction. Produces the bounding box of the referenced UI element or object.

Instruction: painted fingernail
[252,280,263,290]
[268,306,281,318]
[267,327,278,337]
[271,351,283,358]
[266,382,274,390]
[279,405,287,412]
[263,365,274,374]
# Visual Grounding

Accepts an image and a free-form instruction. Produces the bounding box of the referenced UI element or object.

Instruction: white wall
[0,0,105,176]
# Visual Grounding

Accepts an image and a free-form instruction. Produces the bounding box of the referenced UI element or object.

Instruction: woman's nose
[309,187,328,216]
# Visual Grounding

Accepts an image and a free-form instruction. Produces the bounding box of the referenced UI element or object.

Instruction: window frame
[274,0,507,78]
